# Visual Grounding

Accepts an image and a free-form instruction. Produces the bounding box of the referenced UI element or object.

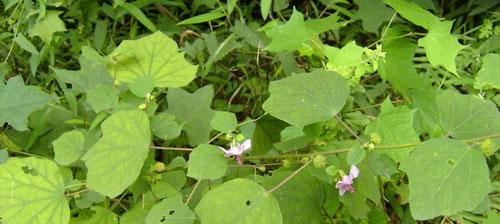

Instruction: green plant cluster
[0,0,499,223]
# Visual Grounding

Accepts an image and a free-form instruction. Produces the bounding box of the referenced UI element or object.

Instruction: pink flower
[335,165,359,196]
[218,139,251,165]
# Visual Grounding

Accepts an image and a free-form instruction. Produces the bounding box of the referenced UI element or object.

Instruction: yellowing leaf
[108,31,198,88]
[418,21,464,75]
[82,110,151,198]
[0,157,70,224]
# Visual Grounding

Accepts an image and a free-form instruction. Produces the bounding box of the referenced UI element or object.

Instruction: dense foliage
[0,0,499,223]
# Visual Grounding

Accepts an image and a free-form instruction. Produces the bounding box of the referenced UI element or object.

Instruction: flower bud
[236,134,245,142]
[370,133,381,145]
[138,103,147,110]
[154,162,165,173]
[313,155,326,168]
[480,139,496,157]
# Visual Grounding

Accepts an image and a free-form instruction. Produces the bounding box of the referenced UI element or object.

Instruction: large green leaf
[145,196,195,224]
[195,178,282,224]
[400,138,490,220]
[437,91,500,139]
[475,53,500,89]
[264,9,316,52]
[54,46,113,93]
[167,85,215,146]
[353,0,394,33]
[0,157,69,224]
[107,31,197,88]
[0,76,50,131]
[262,70,349,127]
[82,110,151,197]
[262,171,326,224]
[417,21,464,75]
[364,100,419,162]
[187,144,227,180]
[53,130,85,166]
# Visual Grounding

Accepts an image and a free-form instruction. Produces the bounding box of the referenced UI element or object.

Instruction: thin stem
[242,148,350,161]
[66,188,88,197]
[185,180,202,205]
[381,12,397,40]
[335,115,363,143]
[150,145,193,151]
[111,190,129,211]
[64,182,86,189]
[267,160,312,194]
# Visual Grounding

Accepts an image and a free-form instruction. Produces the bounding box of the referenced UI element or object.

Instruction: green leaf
[0,157,69,224]
[167,86,215,146]
[187,144,227,180]
[53,130,85,166]
[83,207,118,224]
[146,196,195,224]
[129,76,154,97]
[260,0,272,19]
[108,31,197,88]
[305,13,342,34]
[418,21,464,75]
[151,112,183,140]
[347,145,366,165]
[120,205,152,224]
[251,115,288,155]
[0,76,50,131]
[353,0,394,33]
[54,46,113,93]
[364,100,419,162]
[383,0,440,30]
[400,138,490,220]
[437,91,500,139]
[118,2,157,32]
[29,10,66,43]
[211,111,237,133]
[263,70,349,127]
[87,85,119,113]
[262,171,327,224]
[0,149,7,164]
[13,33,38,55]
[264,9,317,52]
[177,9,225,25]
[325,41,366,81]
[227,0,237,14]
[195,178,282,224]
[475,53,500,89]
[82,110,151,198]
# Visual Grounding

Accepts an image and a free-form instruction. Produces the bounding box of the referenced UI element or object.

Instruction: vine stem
[185,180,202,205]
[267,160,312,194]
[335,115,363,143]
[65,188,88,197]
[150,145,193,151]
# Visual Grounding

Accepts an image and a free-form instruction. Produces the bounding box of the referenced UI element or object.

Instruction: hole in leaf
[160,216,167,222]
[169,210,175,215]
[21,165,38,176]
[245,200,251,206]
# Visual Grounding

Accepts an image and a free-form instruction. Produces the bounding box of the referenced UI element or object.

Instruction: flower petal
[349,165,359,179]
[241,139,252,151]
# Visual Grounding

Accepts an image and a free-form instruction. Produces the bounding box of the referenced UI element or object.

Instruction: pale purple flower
[335,165,359,196]
[218,139,251,165]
